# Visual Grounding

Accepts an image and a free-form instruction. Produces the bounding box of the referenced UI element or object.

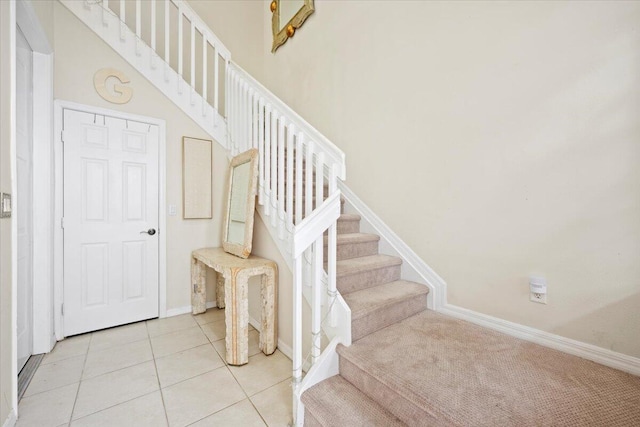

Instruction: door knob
[140,228,157,236]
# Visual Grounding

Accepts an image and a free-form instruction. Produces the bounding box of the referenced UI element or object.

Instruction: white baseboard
[439,304,640,376]
[164,301,217,318]
[2,410,16,427]
[338,182,447,310]
[248,316,310,371]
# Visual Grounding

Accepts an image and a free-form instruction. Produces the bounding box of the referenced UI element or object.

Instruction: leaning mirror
[271,0,315,52]
[222,149,259,259]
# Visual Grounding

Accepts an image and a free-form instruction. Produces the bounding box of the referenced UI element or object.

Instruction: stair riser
[336,219,360,234]
[339,356,443,426]
[352,295,427,342]
[337,264,401,295]
[330,241,379,261]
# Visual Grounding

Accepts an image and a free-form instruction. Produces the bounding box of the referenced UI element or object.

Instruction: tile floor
[17,308,293,427]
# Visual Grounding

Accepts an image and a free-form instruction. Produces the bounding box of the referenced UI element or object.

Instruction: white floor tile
[89,322,148,352]
[200,319,226,342]
[162,368,246,427]
[16,383,78,427]
[24,355,84,397]
[70,391,167,427]
[190,399,266,427]
[19,314,294,426]
[193,307,225,325]
[82,339,153,379]
[228,350,292,396]
[251,379,293,427]
[150,326,208,358]
[42,335,91,365]
[147,314,197,337]
[155,344,224,388]
[72,361,159,420]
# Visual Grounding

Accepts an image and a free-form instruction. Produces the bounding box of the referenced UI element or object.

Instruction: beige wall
[52,2,229,312]
[0,1,14,422]
[255,1,640,357]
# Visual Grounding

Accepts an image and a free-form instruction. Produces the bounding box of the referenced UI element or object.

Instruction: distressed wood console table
[191,247,278,366]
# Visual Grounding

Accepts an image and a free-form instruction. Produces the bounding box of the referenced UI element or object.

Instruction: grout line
[147,320,171,427]
[67,332,93,424]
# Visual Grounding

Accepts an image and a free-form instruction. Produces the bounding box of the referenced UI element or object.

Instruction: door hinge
[61,130,65,143]
[61,217,65,229]
[61,304,64,316]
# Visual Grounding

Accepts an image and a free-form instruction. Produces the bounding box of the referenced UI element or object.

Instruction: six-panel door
[63,109,159,336]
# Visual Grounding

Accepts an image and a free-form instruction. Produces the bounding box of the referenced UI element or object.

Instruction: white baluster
[295,133,304,225]
[264,104,272,216]
[119,0,126,41]
[253,93,258,150]
[190,21,195,104]
[258,98,265,205]
[312,235,322,364]
[202,34,207,115]
[135,0,141,55]
[286,124,295,232]
[103,0,109,26]
[225,67,231,148]
[292,255,303,394]
[270,111,278,227]
[178,6,183,93]
[328,163,338,327]
[277,117,286,240]
[315,152,324,211]
[305,141,314,219]
[213,47,219,111]
[150,0,156,68]
[164,0,170,81]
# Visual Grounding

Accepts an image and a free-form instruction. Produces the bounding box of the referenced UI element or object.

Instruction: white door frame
[54,100,167,340]
[16,0,55,357]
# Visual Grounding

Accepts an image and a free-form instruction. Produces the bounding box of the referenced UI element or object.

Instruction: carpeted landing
[304,310,640,426]
[302,212,640,426]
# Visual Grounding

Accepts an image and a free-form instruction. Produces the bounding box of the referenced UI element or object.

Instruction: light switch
[168,204,177,216]
[1,193,11,218]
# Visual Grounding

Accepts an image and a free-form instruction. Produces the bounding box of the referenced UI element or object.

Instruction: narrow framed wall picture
[183,137,213,219]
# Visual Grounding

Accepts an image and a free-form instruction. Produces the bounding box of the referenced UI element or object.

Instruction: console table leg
[191,258,207,315]
[216,272,225,309]
[225,268,249,365]
[260,266,278,355]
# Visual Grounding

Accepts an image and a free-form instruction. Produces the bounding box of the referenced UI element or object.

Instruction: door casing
[54,100,167,340]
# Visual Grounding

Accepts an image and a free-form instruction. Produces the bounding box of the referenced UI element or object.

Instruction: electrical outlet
[168,204,177,216]
[530,292,547,304]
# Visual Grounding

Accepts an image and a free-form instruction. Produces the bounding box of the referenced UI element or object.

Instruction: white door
[16,28,33,372]
[63,109,160,336]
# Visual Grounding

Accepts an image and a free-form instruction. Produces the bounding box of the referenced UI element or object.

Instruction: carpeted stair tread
[337,254,402,279]
[335,254,403,294]
[302,375,405,427]
[338,213,361,221]
[326,233,380,245]
[324,233,380,261]
[343,280,428,320]
[337,310,640,426]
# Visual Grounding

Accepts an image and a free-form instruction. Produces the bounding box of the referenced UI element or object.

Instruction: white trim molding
[338,181,447,310]
[439,304,640,376]
[165,301,217,318]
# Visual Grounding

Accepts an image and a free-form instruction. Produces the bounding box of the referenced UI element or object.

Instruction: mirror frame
[222,148,259,258]
[271,0,315,52]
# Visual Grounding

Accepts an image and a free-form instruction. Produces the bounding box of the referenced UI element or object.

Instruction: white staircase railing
[60,1,349,424]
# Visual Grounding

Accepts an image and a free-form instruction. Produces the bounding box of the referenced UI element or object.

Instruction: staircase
[303,212,429,425]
